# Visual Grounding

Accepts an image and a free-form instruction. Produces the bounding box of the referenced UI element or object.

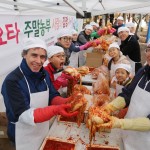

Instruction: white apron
[110,63,117,79]
[126,55,135,76]
[116,83,124,97]
[122,77,150,150]
[53,71,67,97]
[16,68,49,150]
[69,51,79,68]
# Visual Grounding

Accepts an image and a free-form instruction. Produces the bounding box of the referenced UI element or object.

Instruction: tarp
[0,0,150,16]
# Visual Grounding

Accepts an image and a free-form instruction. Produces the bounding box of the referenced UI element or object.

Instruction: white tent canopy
[0,0,150,16]
[0,0,150,112]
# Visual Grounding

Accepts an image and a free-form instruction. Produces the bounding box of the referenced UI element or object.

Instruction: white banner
[0,14,78,111]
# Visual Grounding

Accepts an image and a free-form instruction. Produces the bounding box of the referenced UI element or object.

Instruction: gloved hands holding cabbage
[91,96,150,131]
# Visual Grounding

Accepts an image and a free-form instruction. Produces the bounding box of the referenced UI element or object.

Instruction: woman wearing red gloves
[1,37,78,150]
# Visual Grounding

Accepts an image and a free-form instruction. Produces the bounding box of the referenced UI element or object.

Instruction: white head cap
[90,21,99,27]
[57,29,72,39]
[115,64,132,73]
[126,22,135,28]
[23,37,47,50]
[108,42,120,51]
[118,27,130,34]
[71,29,78,35]
[84,24,93,31]
[117,16,124,21]
[47,46,64,58]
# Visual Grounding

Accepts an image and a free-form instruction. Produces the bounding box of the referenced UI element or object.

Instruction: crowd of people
[1,15,150,150]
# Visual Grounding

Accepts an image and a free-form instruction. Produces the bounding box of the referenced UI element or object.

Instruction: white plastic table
[42,116,124,150]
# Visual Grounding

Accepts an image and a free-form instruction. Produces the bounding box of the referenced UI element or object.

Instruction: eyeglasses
[61,37,72,42]
[145,48,150,53]
[53,54,66,59]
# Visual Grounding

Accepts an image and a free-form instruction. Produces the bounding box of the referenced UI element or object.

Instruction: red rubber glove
[97,29,105,36]
[107,28,116,34]
[34,104,78,123]
[51,96,71,105]
[56,73,73,87]
[93,39,101,45]
[79,42,92,50]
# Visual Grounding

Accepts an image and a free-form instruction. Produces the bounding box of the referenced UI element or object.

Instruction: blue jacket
[1,58,60,142]
[119,65,150,119]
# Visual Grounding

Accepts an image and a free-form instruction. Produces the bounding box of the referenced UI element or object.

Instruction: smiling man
[1,37,78,150]
[118,27,142,74]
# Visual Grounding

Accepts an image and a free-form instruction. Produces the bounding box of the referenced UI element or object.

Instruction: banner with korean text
[0,14,78,111]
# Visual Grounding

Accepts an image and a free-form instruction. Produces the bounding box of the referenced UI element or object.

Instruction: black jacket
[77,31,91,45]
[120,35,142,73]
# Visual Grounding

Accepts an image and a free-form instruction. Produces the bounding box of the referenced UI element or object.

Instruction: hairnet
[23,37,47,50]
[71,29,78,35]
[90,21,99,27]
[118,27,130,34]
[47,45,64,58]
[57,29,72,39]
[117,16,124,21]
[84,24,93,30]
[108,42,120,51]
[126,22,135,28]
[115,64,132,73]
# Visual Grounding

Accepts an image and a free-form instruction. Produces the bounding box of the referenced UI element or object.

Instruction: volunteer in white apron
[1,37,78,150]
[55,28,95,68]
[69,29,80,68]
[16,67,50,150]
[111,64,132,97]
[44,46,68,91]
[118,26,142,74]
[93,42,150,150]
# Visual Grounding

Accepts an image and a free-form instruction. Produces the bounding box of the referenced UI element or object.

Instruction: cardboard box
[85,52,104,68]
[0,112,8,126]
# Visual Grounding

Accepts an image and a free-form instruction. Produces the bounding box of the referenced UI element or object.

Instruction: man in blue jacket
[1,37,78,150]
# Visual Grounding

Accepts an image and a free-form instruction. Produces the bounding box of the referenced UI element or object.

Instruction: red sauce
[87,147,119,150]
[59,116,84,123]
[67,137,73,140]
[104,141,109,145]
[43,139,75,150]
[59,116,77,122]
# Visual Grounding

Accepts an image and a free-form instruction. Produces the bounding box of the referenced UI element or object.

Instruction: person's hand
[56,73,73,87]
[60,72,74,80]
[97,117,150,131]
[97,29,105,36]
[51,96,72,105]
[107,27,116,34]
[96,116,122,129]
[93,39,101,45]
[79,42,93,50]
[100,96,126,115]
[34,104,78,123]
[56,104,78,117]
